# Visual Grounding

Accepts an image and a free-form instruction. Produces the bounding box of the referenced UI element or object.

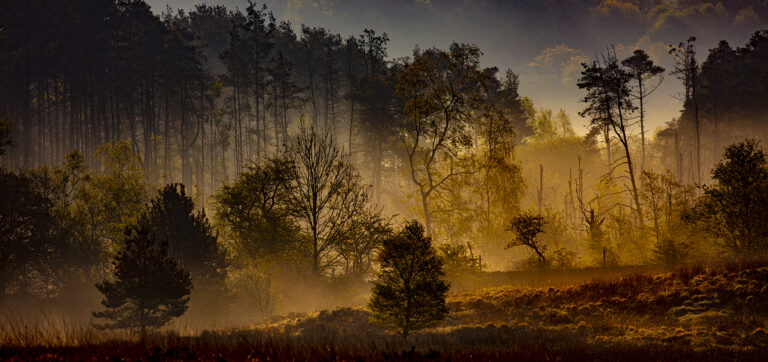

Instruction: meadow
[2,260,768,361]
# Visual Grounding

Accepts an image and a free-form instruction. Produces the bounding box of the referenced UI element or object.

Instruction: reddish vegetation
[3,261,768,360]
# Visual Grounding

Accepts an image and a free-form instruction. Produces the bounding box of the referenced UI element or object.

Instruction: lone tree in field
[148,183,227,322]
[507,212,548,268]
[93,216,192,338]
[694,139,768,256]
[369,221,449,338]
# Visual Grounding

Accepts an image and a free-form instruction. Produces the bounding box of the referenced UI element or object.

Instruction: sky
[145,0,768,135]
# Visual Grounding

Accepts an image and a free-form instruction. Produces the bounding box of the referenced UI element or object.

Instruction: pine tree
[621,49,664,172]
[93,216,192,338]
[148,183,226,287]
[578,48,642,224]
[148,183,227,324]
[368,221,449,338]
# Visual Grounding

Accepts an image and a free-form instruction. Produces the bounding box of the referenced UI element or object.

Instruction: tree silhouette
[93,216,192,338]
[148,183,227,323]
[397,43,490,236]
[369,221,449,338]
[214,157,300,259]
[148,183,226,287]
[285,123,369,275]
[578,48,642,224]
[507,212,548,268]
[622,49,664,171]
[0,168,55,300]
[694,139,768,256]
[669,37,700,184]
[0,120,10,156]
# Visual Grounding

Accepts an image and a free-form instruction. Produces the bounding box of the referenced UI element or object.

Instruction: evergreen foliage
[93,216,192,337]
[369,221,449,338]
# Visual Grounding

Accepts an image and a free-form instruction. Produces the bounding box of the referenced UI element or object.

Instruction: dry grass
[3,261,768,360]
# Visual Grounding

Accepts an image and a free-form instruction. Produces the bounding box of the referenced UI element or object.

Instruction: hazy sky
[145,0,768,134]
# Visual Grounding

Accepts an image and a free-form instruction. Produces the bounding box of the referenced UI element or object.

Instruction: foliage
[149,183,226,286]
[396,43,491,236]
[93,216,192,337]
[25,151,104,298]
[584,208,610,266]
[0,168,55,297]
[527,109,577,144]
[215,157,301,261]
[369,221,449,338]
[640,170,697,265]
[468,77,526,253]
[78,141,149,255]
[148,183,228,323]
[437,241,483,277]
[652,238,691,266]
[507,212,548,268]
[536,211,577,269]
[694,139,768,256]
[336,210,392,280]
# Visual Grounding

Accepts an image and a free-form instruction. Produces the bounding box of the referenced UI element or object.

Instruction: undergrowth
[3,260,768,361]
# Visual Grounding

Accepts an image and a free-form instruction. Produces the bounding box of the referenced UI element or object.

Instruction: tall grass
[2,260,768,360]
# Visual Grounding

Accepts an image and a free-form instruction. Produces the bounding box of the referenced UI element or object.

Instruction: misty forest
[3,0,768,360]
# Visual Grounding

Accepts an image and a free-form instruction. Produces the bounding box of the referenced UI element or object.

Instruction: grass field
[2,261,768,360]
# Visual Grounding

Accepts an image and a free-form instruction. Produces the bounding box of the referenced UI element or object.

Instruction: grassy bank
[3,261,768,360]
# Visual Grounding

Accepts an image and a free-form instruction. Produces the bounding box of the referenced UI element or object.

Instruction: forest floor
[3,261,768,360]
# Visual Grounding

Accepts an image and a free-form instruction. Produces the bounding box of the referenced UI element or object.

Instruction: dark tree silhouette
[147,183,227,324]
[148,183,226,286]
[694,139,768,256]
[507,212,548,268]
[578,48,642,223]
[621,49,664,171]
[214,157,300,259]
[669,37,701,184]
[0,120,10,156]
[0,169,55,300]
[93,216,192,338]
[369,221,449,338]
[286,123,369,275]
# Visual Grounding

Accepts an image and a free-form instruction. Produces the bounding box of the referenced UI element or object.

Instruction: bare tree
[285,123,369,275]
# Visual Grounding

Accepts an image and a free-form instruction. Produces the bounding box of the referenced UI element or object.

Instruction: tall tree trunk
[420,191,433,237]
[638,77,646,172]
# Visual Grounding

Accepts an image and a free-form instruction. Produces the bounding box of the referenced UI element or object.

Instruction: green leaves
[507,212,548,267]
[695,139,768,256]
[93,215,192,335]
[369,221,449,338]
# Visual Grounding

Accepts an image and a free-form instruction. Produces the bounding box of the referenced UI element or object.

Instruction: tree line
[4,0,768,339]
[505,29,768,270]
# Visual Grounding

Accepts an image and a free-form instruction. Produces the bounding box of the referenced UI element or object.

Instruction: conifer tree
[369,221,449,338]
[148,183,226,287]
[93,216,192,338]
[148,183,227,324]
